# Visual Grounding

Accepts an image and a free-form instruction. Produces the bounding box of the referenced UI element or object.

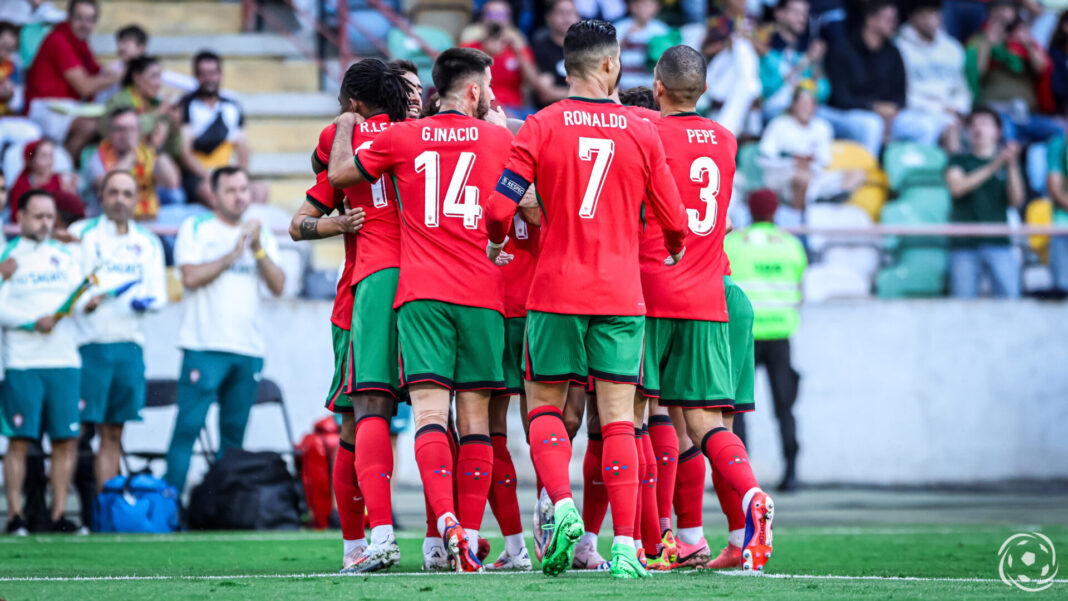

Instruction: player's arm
[327,113,367,188]
[180,233,246,291]
[246,221,285,297]
[289,200,364,241]
[645,140,689,264]
[518,186,541,226]
[487,120,540,257]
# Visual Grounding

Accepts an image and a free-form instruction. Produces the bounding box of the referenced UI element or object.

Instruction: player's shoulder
[68,216,101,238]
[182,212,215,237]
[317,122,337,156]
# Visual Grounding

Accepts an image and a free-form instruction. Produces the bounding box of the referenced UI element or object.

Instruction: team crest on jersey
[12,413,23,428]
[128,243,142,256]
[189,369,201,384]
[50,256,60,268]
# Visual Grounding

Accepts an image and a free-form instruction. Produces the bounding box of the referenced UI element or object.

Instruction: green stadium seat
[387,26,455,90]
[883,142,948,192]
[736,142,762,193]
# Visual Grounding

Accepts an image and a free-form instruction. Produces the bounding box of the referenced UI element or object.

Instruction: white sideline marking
[0,572,1066,584]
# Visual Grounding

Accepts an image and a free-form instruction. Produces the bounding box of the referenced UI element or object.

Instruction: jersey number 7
[577,137,615,219]
[415,150,482,229]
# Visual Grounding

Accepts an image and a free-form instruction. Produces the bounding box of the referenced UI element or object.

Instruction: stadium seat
[735,142,763,193]
[883,142,947,192]
[803,262,872,301]
[827,140,888,221]
[410,0,471,42]
[386,25,456,90]
[1026,198,1054,263]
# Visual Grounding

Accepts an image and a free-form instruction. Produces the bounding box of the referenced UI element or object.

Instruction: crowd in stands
[2,0,1068,298]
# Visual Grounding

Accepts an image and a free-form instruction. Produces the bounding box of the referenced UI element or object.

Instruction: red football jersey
[305,168,356,330]
[486,97,688,316]
[640,113,737,322]
[501,213,540,319]
[354,111,512,312]
[343,113,401,286]
[314,123,334,169]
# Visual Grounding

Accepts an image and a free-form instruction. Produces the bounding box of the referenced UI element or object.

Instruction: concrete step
[246,118,326,153]
[241,93,338,119]
[97,1,242,36]
[250,152,311,178]
[159,57,317,94]
[312,239,346,271]
[266,177,314,212]
[91,33,303,59]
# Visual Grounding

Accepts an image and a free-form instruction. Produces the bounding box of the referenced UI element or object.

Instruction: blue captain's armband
[495,169,530,204]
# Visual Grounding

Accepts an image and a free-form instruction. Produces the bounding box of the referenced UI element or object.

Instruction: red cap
[748,188,779,222]
[23,139,42,162]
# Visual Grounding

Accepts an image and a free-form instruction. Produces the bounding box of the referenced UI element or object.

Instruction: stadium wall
[121,299,1068,487]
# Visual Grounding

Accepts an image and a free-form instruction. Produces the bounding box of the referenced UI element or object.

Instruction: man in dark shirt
[530,0,579,108]
[944,106,1024,298]
[818,0,907,157]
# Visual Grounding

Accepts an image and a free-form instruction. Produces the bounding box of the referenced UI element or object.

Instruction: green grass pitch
[1,524,1064,600]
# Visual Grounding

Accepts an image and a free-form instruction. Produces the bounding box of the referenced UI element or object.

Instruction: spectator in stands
[760,0,830,121]
[574,0,626,22]
[83,107,182,219]
[945,106,1023,298]
[0,188,88,535]
[531,0,580,108]
[98,25,196,104]
[69,170,167,492]
[0,20,43,156]
[1042,120,1068,290]
[1046,11,1068,113]
[164,166,285,492]
[461,1,540,117]
[615,0,672,90]
[24,0,120,158]
[966,0,1061,144]
[759,86,865,226]
[896,0,971,152]
[942,0,989,43]
[105,56,183,163]
[178,51,248,205]
[821,0,911,157]
[8,138,84,226]
[699,0,765,135]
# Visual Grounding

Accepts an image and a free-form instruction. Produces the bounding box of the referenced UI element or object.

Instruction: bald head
[654,45,707,106]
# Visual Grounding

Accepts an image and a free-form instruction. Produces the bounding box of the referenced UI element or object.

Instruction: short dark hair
[421,92,441,118]
[0,21,18,39]
[388,59,419,77]
[619,86,657,110]
[863,0,896,19]
[18,188,54,211]
[775,0,807,10]
[340,58,413,123]
[122,54,159,87]
[193,50,222,73]
[563,19,618,79]
[432,47,493,98]
[967,105,1003,130]
[101,169,136,192]
[116,24,147,46]
[68,0,97,15]
[654,45,706,105]
[210,166,245,192]
[107,105,138,124]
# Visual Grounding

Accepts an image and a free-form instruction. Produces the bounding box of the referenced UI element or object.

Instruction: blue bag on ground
[93,474,180,533]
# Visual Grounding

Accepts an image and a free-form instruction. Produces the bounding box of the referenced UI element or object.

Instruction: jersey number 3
[688,156,720,236]
[415,150,482,229]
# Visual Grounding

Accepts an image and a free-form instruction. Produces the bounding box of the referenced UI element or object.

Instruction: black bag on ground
[187,450,302,530]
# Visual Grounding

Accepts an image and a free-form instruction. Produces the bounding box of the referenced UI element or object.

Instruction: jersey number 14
[415,150,482,229]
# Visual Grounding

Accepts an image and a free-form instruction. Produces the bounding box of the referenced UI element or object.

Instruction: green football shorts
[79,342,146,424]
[325,324,353,412]
[1,368,81,440]
[398,299,505,391]
[725,276,756,413]
[524,311,645,385]
[500,316,526,395]
[642,317,734,409]
[346,267,400,398]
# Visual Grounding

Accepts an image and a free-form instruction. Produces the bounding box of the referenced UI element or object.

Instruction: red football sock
[447,423,460,510]
[581,434,608,535]
[601,421,639,538]
[424,492,437,538]
[333,440,365,540]
[648,415,678,531]
[456,434,494,531]
[712,461,746,531]
[640,428,660,554]
[700,428,760,499]
[353,415,393,528]
[414,424,456,529]
[632,430,642,542]
[527,406,573,503]
[488,433,523,536]
[674,445,705,530]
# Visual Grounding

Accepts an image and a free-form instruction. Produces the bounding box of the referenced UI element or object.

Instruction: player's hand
[998,142,1021,164]
[231,230,250,260]
[0,257,17,280]
[487,237,508,262]
[34,315,57,334]
[484,106,508,128]
[336,205,366,233]
[130,297,156,312]
[244,219,263,251]
[84,294,106,314]
[493,250,514,266]
[664,247,685,266]
[334,111,364,127]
